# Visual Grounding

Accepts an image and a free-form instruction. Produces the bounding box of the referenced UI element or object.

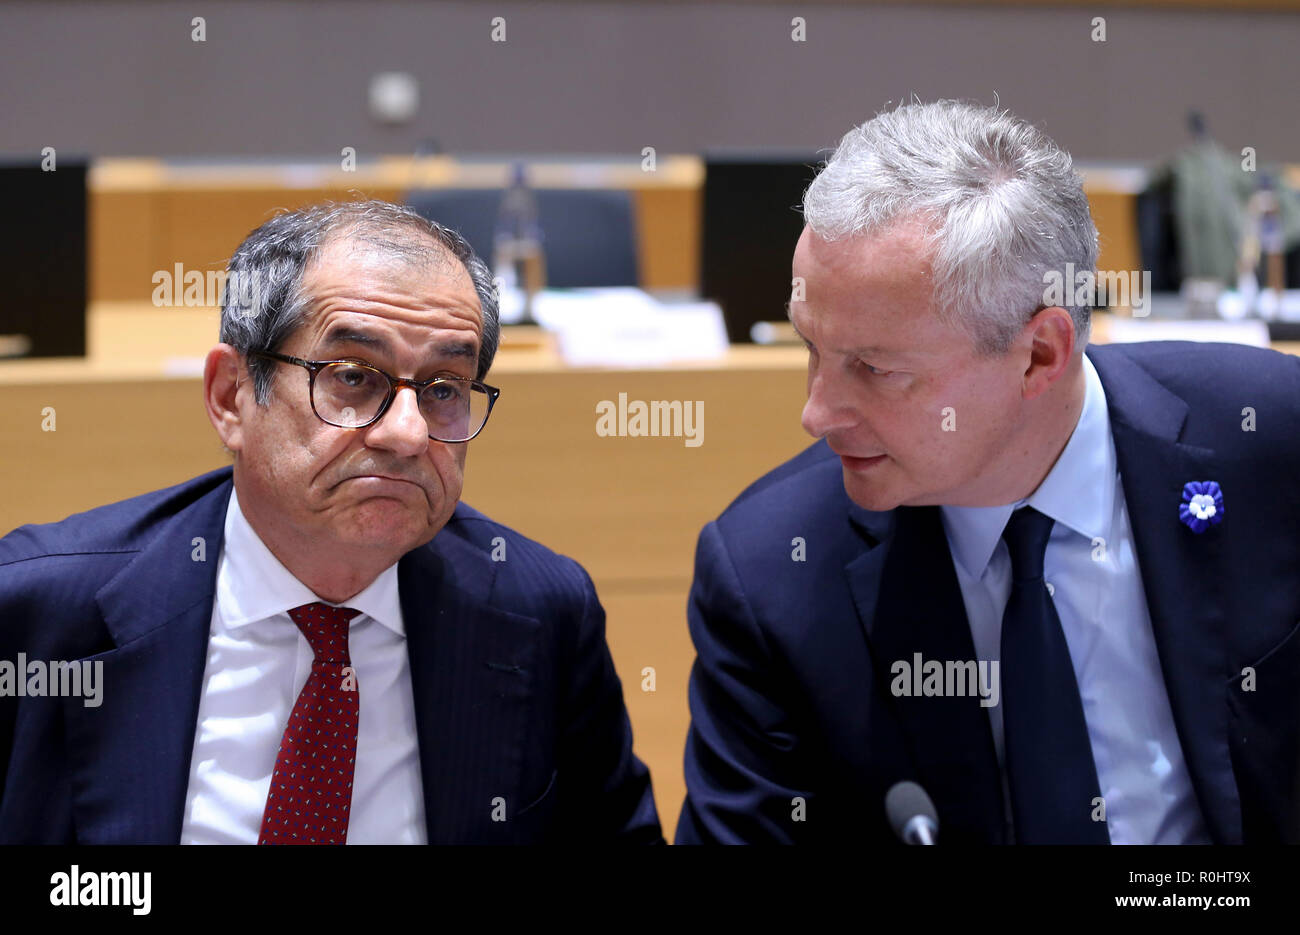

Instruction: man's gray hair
[220,199,500,404]
[802,99,1098,354]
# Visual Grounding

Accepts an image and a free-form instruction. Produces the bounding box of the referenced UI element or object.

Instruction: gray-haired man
[0,200,663,844]
[677,101,1300,845]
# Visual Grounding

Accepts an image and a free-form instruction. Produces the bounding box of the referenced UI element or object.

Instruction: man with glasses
[0,200,663,844]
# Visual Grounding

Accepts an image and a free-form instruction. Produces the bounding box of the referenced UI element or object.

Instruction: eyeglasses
[250,350,501,443]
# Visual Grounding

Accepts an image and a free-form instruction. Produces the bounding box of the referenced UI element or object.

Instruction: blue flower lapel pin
[1179,480,1224,533]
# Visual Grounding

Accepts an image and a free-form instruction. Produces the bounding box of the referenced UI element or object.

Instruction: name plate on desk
[1105,318,1272,348]
[519,288,730,367]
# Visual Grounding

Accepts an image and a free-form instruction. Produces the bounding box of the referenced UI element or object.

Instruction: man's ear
[1021,306,1076,402]
[204,344,249,454]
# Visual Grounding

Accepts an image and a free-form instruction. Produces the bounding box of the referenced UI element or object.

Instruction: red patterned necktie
[258,602,361,845]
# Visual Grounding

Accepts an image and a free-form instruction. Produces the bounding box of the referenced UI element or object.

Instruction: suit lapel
[1089,345,1241,844]
[66,474,233,843]
[399,525,545,844]
[845,504,1007,843]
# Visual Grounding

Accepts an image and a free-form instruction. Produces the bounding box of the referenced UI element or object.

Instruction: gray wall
[1,0,1297,163]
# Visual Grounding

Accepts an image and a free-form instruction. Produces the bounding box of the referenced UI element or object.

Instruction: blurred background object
[1138,110,1300,326]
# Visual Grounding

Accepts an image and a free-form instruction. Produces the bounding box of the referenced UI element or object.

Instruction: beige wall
[2,1,1299,163]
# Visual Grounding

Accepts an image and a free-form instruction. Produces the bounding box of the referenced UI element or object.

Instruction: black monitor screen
[700,153,822,344]
[0,159,88,358]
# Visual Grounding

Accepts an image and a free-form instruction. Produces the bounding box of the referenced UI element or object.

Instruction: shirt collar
[939,352,1115,579]
[216,485,405,637]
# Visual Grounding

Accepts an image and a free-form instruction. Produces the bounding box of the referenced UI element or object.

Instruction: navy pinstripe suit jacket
[0,468,663,844]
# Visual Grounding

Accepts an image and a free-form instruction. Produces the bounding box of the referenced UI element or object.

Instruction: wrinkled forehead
[296,235,483,331]
[794,225,934,313]
[790,226,985,365]
[290,232,484,363]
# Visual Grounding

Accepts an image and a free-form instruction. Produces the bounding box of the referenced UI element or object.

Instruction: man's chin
[337,498,441,549]
[841,469,905,513]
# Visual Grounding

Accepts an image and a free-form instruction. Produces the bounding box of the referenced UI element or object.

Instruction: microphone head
[885,781,938,841]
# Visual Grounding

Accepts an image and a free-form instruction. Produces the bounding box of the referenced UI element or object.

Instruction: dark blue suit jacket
[677,341,1300,844]
[0,467,662,844]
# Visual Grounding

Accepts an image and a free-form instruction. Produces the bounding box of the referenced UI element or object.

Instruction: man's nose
[365,386,430,456]
[801,368,858,439]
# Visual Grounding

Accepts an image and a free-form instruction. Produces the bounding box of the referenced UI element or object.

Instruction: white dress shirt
[180,487,427,844]
[939,353,1210,844]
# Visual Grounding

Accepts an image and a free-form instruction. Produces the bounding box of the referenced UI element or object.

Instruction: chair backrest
[407,188,639,288]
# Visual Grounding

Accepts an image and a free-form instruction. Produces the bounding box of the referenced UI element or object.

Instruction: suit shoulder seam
[0,548,141,569]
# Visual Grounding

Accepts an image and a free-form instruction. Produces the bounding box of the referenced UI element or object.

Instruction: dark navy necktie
[999,507,1110,844]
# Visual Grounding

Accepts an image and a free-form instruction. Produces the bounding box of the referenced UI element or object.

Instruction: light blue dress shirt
[939,353,1210,844]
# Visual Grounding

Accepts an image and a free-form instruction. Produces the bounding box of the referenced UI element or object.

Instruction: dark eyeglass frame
[250,350,501,443]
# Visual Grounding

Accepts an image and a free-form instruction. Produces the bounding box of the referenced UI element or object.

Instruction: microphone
[886,781,939,845]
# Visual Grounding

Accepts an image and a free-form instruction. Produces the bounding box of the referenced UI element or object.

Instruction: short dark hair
[219,199,500,404]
